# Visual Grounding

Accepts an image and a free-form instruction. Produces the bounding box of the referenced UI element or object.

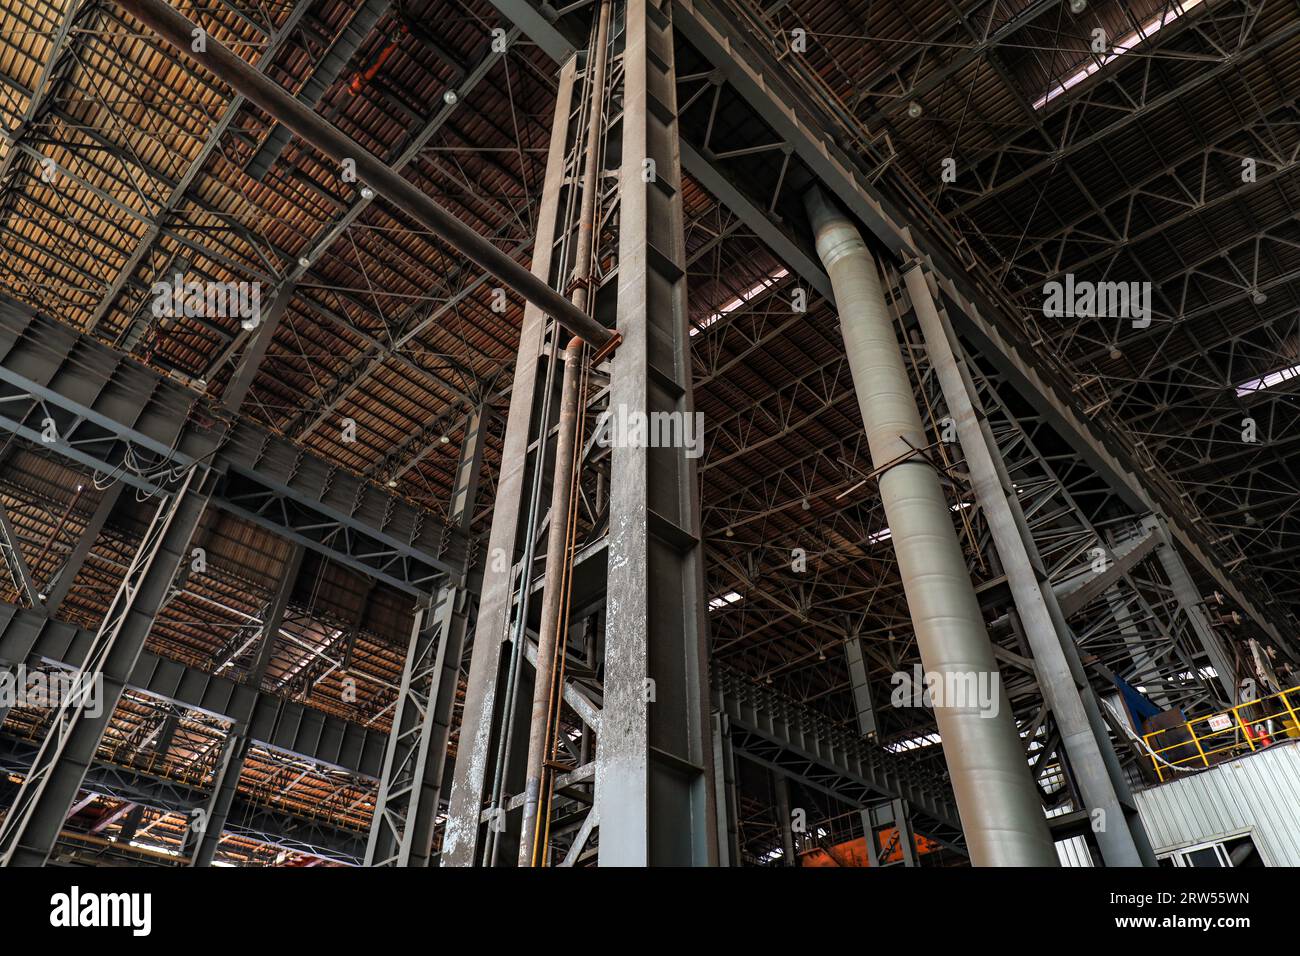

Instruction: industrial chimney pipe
[804,186,1057,866]
[115,0,613,349]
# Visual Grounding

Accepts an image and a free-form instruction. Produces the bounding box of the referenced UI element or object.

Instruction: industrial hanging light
[906,100,924,119]
[1069,0,1087,14]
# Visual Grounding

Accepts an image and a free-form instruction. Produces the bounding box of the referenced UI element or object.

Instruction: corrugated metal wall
[1135,740,1300,865]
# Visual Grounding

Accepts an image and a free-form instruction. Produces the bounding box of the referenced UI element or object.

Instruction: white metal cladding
[1134,739,1300,865]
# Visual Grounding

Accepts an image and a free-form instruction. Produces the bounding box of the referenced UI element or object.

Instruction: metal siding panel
[1135,740,1300,865]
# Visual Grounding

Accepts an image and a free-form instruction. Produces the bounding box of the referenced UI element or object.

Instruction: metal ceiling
[0,0,1295,864]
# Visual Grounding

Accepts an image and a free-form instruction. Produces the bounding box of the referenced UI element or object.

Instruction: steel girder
[444,0,717,866]
[0,602,389,779]
[0,299,465,595]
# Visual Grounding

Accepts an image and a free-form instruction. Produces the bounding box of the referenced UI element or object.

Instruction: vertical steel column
[843,635,878,739]
[518,3,610,867]
[804,187,1055,866]
[773,773,796,865]
[367,407,486,867]
[907,263,1153,867]
[1145,516,1237,703]
[711,712,741,866]
[891,799,919,867]
[0,466,213,866]
[187,543,304,867]
[442,61,581,866]
[595,0,716,866]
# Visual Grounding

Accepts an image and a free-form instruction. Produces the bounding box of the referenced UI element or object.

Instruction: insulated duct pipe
[804,186,1057,866]
[116,0,613,349]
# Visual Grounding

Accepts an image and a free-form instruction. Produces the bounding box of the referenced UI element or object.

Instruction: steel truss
[0,299,465,595]
[0,463,211,865]
[367,407,486,866]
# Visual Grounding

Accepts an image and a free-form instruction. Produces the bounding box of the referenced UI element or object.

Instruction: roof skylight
[1033,0,1205,109]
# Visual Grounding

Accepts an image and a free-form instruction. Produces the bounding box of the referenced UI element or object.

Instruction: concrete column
[804,187,1055,866]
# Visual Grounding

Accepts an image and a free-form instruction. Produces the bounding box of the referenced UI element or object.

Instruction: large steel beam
[115,0,612,350]
[0,300,463,594]
[0,466,212,866]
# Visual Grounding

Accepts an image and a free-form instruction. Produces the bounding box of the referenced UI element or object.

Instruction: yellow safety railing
[1142,685,1300,782]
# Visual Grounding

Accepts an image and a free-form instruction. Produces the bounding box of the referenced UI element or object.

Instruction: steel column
[367,407,486,867]
[441,55,580,866]
[711,712,741,866]
[1145,516,1238,704]
[907,264,1153,867]
[0,466,213,866]
[805,186,1054,866]
[595,0,716,865]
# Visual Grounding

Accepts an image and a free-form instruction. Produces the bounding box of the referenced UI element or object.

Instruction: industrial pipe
[518,335,584,866]
[115,0,613,349]
[804,186,1057,866]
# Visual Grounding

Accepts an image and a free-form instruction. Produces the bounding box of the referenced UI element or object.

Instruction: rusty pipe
[115,0,612,349]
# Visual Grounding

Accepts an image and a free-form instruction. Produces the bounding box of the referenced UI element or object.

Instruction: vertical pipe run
[517,0,611,867]
[804,186,1056,866]
[518,336,585,865]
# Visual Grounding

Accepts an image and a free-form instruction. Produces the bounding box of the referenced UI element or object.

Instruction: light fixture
[1109,347,1122,360]
[443,89,458,105]
[297,255,311,268]
[725,527,734,538]
[440,434,450,444]
[360,186,375,200]
[801,498,810,511]
[1069,0,1087,13]
[387,479,397,488]
[1251,289,1268,305]
[906,100,923,119]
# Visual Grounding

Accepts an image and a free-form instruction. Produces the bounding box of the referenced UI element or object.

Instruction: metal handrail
[1142,684,1300,781]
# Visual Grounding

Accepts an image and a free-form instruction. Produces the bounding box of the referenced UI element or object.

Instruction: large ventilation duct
[804,186,1057,866]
